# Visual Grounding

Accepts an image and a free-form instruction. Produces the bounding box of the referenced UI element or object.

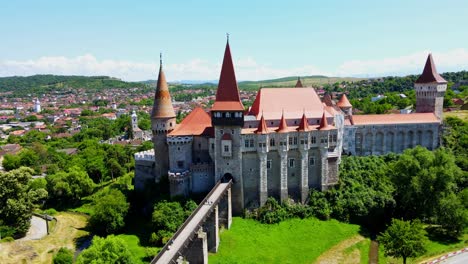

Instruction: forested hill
[0,75,148,96]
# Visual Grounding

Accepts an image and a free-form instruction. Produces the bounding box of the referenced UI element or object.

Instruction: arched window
[269,138,275,146]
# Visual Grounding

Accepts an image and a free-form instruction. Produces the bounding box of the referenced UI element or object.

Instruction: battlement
[134,149,155,161]
[168,170,191,182]
[167,136,193,145]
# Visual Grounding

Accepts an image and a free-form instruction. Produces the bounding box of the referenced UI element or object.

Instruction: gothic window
[289,137,293,145]
[309,157,315,166]
[311,136,317,144]
[226,112,230,118]
[267,160,272,169]
[177,161,184,168]
[270,138,275,146]
[289,159,295,168]
[245,139,249,148]
[293,137,298,145]
[224,145,229,152]
[249,139,254,148]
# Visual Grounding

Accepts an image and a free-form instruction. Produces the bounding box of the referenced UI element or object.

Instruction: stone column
[204,205,219,253]
[320,150,329,191]
[279,151,288,202]
[299,149,309,204]
[185,228,208,264]
[227,187,232,229]
[258,152,268,206]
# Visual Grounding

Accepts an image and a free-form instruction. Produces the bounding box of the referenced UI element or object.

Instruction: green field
[209,217,363,264]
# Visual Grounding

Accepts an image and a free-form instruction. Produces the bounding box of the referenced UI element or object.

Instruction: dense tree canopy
[89,189,129,235]
[46,166,94,203]
[76,235,137,264]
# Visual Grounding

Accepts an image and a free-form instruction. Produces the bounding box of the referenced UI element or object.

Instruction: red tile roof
[276,113,290,133]
[337,94,352,108]
[415,54,447,84]
[168,107,212,136]
[297,113,310,132]
[255,115,270,134]
[249,88,326,120]
[152,61,176,118]
[318,112,335,130]
[211,41,244,111]
[352,113,440,125]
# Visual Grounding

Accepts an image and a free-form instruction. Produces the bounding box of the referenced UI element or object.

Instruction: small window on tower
[245,139,249,148]
[309,157,315,166]
[177,161,184,168]
[289,159,295,168]
[224,145,229,152]
[267,160,272,169]
[249,139,254,148]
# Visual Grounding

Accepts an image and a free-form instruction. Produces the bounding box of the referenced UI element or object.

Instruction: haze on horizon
[1,0,467,82]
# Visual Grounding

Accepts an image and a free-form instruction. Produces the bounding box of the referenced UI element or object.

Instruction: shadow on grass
[425,226,461,245]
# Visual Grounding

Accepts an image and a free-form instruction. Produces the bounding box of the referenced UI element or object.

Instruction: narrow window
[311,136,316,144]
[177,161,184,168]
[288,137,293,145]
[245,139,249,148]
[309,157,315,166]
[267,160,272,169]
[293,137,298,145]
[270,138,275,146]
[289,159,295,168]
[224,145,229,152]
[249,139,254,148]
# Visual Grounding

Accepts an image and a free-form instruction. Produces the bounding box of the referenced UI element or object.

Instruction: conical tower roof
[295,77,303,88]
[337,94,352,108]
[297,113,310,131]
[152,56,176,118]
[255,114,270,134]
[211,39,244,111]
[415,53,447,84]
[318,112,334,130]
[276,112,290,133]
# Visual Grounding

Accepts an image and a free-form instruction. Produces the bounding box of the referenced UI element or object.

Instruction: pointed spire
[152,56,176,118]
[297,113,310,131]
[337,93,352,108]
[322,93,334,106]
[295,77,303,88]
[415,53,447,84]
[276,111,290,133]
[318,112,334,130]
[255,114,270,134]
[211,38,244,111]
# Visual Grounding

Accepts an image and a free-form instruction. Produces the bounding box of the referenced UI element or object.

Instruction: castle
[135,41,446,214]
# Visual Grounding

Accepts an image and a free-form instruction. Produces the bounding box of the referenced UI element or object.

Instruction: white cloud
[336,48,468,77]
[0,48,467,81]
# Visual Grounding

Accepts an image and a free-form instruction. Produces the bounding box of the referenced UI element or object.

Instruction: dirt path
[369,240,379,264]
[0,212,89,264]
[315,235,365,264]
[18,216,48,241]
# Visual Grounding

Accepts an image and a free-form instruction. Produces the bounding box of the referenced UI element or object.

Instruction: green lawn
[209,217,362,264]
[116,234,160,264]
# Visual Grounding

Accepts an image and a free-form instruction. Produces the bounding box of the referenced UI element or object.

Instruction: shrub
[53,247,73,264]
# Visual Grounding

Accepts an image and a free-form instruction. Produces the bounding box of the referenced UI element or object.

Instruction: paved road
[440,252,468,264]
[18,216,47,241]
[153,182,230,264]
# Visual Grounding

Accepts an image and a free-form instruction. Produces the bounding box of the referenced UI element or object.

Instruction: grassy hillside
[209,217,363,264]
[0,75,148,96]
[238,76,366,91]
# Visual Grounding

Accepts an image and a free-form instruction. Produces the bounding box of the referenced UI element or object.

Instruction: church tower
[211,37,245,214]
[151,55,176,178]
[415,54,447,120]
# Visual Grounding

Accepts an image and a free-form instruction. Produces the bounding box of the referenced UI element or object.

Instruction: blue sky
[1,0,467,81]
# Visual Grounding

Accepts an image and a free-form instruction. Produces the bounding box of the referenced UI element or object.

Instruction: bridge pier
[218,187,232,230]
[184,228,208,264]
[204,205,219,253]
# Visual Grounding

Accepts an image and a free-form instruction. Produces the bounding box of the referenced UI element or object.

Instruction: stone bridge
[151,180,233,264]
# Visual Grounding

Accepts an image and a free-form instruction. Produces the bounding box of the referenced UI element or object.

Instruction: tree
[75,235,137,264]
[53,247,73,264]
[391,147,462,220]
[151,201,186,244]
[379,219,427,264]
[436,193,468,238]
[89,189,129,235]
[46,166,94,203]
[0,167,39,237]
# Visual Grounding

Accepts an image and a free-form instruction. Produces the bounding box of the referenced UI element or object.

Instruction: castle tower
[151,54,176,178]
[34,98,41,113]
[415,54,447,120]
[337,94,352,116]
[211,37,245,214]
[131,109,138,132]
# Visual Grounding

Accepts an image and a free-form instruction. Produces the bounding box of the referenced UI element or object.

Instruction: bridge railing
[151,179,232,264]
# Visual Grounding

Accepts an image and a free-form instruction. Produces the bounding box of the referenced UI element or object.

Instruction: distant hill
[0,74,148,96]
[238,76,367,91]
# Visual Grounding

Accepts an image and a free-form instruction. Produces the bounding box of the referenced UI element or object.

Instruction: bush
[1,236,14,242]
[44,208,58,215]
[53,247,73,264]
[308,190,332,220]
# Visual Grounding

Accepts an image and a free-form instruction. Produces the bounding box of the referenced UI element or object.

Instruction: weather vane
[160,52,162,66]
[226,32,230,42]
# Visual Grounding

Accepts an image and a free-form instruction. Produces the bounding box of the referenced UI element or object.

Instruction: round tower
[414,53,447,120]
[151,54,176,178]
